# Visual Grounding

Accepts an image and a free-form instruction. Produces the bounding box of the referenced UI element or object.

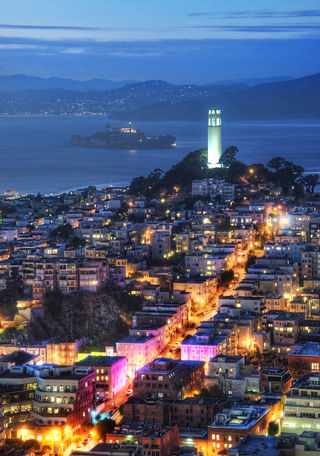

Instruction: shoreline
[5,180,130,198]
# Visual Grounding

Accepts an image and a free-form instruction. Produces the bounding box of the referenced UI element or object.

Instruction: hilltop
[0,73,319,119]
[110,73,320,121]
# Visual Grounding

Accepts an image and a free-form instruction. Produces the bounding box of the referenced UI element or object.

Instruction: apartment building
[46,340,82,366]
[207,355,260,398]
[116,335,160,378]
[282,373,320,435]
[208,406,271,455]
[76,355,127,399]
[133,358,205,401]
[0,364,95,432]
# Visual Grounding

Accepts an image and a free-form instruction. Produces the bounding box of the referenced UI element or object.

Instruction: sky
[0,0,319,84]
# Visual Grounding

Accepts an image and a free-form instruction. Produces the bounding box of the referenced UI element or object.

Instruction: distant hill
[208,76,294,86]
[0,73,319,119]
[0,74,137,92]
[110,73,320,121]
[0,79,249,115]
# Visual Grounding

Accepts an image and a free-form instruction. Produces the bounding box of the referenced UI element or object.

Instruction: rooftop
[0,350,37,365]
[106,424,177,438]
[227,435,279,456]
[210,406,269,430]
[181,334,227,347]
[136,358,204,375]
[76,355,125,367]
[117,335,155,344]
[289,341,320,357]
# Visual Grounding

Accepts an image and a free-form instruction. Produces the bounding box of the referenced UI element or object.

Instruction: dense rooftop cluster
[1,152,320,455]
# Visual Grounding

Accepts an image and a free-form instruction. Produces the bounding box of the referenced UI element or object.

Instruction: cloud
[0,32,319,60]
[0,44,46,50]
[0,23,100,31]
[190,24,320,34]
[189,10,320,19]
[59,47,86,54]
[0,35,206,56]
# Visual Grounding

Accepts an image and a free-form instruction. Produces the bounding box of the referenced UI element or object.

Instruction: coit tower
[207,108,222,168]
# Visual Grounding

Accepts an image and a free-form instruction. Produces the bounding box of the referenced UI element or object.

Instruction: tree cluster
[49,223,86,247]
[0,270,24,318]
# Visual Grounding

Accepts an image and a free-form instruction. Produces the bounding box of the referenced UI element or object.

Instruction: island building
[208,109,222,169]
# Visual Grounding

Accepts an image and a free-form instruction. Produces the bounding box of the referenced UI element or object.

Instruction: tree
[268,421,279,436]
[197,385,226,399]
[226,160,248,182]
[129,176,147,196]
[96,418,116,441]
[267,156,287,172]
[69,236,86,248]
[0,269,24,318]
[219,146,238,168]
[267,156,304,194]
[302,174,320,194]
[49,223,74,241]
[22,439,40,450]
[245,255,257,271]
[145,168,163,191]
[220,270,234,286]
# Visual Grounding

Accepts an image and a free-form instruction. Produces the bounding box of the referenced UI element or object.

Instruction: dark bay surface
[0,116,319,194]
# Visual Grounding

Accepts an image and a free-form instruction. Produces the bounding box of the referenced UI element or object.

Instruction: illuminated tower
[208,108,222,168]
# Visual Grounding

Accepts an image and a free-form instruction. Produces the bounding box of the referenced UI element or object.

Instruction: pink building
[78,261,109,292]
[181,332,228,374]
[116,335,160,378]
[76,355,127,399]
[129,324,169,354]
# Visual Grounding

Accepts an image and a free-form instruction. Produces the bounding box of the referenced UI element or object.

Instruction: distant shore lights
[207,108,222,168]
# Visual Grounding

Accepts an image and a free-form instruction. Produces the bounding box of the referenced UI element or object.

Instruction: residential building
[208,405,271,455]
[282,373,320,434]
[133,358,205,400]
[76,355,127,400]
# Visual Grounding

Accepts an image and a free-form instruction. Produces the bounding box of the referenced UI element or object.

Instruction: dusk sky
[1,0,320,83]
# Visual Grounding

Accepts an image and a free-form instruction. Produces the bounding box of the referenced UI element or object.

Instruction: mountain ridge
[110,72,320,121]
[0,72,319,119]
[0,74,138,92]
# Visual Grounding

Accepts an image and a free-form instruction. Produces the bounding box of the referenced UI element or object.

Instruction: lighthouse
[207,108,222,168]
